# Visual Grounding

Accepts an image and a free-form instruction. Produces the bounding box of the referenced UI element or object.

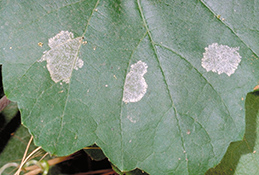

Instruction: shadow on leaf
[206,91,259,174]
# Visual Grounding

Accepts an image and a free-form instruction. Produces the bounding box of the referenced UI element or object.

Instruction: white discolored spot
[127,115,137,123]
[201,43,241,76]
[38,31,84,83]
[123,61,148,103]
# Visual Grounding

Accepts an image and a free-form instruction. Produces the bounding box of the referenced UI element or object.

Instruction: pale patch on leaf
[123,61,148,103]
[127,115,137,123]
[38,31,84,83]
[201,43,241,76]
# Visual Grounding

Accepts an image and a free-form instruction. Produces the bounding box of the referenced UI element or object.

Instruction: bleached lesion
[123,60,148,103]
[201,43,242,76]
[38,31,84,83]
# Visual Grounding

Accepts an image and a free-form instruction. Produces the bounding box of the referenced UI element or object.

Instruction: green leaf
[1,0,259,174]
[206,92,259,175]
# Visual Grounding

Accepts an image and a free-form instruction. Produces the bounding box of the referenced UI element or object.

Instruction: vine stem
[14,136,33,175]
[14,146,42,175]
[24,156,72,175]
[22,136,33,164]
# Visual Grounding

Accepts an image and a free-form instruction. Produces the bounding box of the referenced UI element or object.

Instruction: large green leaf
[1,0,259,174]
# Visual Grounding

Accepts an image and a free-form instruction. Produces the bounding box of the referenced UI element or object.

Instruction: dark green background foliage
[1,0,259,174]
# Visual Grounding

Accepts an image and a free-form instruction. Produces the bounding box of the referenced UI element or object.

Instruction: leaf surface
[206,92,259,175]
[1,0,259,174]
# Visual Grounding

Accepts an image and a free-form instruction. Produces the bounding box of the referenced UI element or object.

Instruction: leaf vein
[137,0,188,170]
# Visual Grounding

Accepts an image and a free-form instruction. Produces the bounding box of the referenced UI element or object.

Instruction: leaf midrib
[136,0,239,173]
[137,0,188,170]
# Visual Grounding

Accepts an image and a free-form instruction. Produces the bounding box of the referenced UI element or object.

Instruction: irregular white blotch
[201,43,241,76]
[123,60,148,103]
[38,31,84,83]
[127,115,137,123]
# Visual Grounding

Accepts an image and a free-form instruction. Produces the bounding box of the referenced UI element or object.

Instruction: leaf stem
[14,146,42,175]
